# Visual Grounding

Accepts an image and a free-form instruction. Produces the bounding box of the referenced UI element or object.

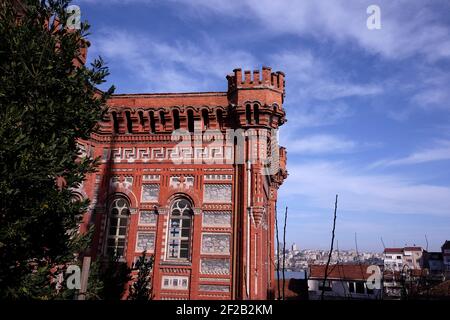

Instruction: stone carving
[202,211,231,227]
[135,232,155,252]
[200,258,230,275]
[141,184,159,202]
[203,184,232,203]
[201,233,230,254]
[170,176,194,189]
[139,211,157,225]
[110,175,133,190]
[198,284,230,293]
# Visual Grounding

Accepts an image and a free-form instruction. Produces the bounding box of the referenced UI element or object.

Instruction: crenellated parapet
[226,66,285,94]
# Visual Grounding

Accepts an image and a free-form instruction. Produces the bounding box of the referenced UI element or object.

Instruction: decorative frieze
[203,184,232,203]
[141,184,159,202]
[200,258,230,275]
[101,146,233,163]
[201,233,230,254]
[198,284,230,293]
[142,174,160,181]
[202,211,231,227]
[204,174,232,181]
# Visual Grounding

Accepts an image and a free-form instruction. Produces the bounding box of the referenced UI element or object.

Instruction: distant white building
[308,264,382,300]
[384,248,404,271]
[384,246,426,272]
[291,243,298,252]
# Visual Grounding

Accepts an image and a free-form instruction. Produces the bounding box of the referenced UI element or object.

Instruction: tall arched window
[149,110,156,133]
[106,197,130,258]
[202,109,209,130]
[246,104,252,124]
[254,104,260,124]
[111,111,119,134]
[167,198,193,260]
[173,109,180,130]
[187,110,194,133]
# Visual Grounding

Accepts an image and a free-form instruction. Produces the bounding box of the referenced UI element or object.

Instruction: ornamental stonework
[141,184,159,202]
[202,211,231,227]
[198,284,230,293]
[139,211,157,225]
[200,258,230,275]
[201,233,230,254]
[136,232,155,252]
[203,184,232,203]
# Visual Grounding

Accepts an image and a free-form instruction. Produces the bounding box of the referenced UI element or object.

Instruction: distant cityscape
[276,243,383,271]
[274,240,450,300]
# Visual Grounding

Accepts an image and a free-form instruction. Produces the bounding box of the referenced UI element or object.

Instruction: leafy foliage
[0,0,114,299]
[128,251,154,301]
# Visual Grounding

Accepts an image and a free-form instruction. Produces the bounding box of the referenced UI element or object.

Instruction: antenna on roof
[425,235,429,251]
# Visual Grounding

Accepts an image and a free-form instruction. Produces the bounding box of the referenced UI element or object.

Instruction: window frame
[105,197,130,259]
[166,198,193,261]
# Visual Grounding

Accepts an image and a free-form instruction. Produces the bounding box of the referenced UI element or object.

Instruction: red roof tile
[384,248,403,253]
[309,264,373,281]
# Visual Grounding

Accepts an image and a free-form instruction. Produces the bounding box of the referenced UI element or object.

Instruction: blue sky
[77,0,450,252]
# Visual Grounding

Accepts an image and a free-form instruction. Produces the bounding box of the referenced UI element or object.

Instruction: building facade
[307,264,383,300]
[383,246,426,272]
[77,67,288,300]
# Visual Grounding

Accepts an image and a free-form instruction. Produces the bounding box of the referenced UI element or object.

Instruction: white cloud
[273,50,383,102]
[282,161,450,216]
[89,29,256,92]
[172,0,450,61]
[282,134,357,155]
[371,140,450,167]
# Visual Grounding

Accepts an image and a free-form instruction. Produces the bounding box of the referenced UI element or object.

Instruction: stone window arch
[166,197,193,260]
[106,196,130,259]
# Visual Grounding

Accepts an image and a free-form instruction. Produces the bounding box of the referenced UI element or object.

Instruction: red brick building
[77,67,288,300]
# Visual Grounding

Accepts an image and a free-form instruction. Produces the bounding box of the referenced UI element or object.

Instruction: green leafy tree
[128,251,154,301]
[0,0,114,299]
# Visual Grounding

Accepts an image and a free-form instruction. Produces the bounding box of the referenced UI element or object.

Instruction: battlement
[226,66,285,93]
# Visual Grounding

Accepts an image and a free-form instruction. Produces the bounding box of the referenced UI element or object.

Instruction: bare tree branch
[282,206,288,300]
[321,194,338,301]
[275,205,281,300]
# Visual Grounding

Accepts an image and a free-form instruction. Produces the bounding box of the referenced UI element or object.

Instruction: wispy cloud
[371,140,450,168]
[282,134,357,155]
[282,161,450,216]
[90,29,255,92]
[171,0,450,62]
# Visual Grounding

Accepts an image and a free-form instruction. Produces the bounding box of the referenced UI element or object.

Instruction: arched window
[125,111,132,134]
[167,198,193,260]
[187,110,194,133]
[138,111,145,128]
[216,109,223,130]
[106,197,130,258]
[111,111,119,134]
[254,104,260,124]
[202,109,209,130]
[149,110,156,133]
[246,104,252,124]
[159,111,166,129]
[173,109,180,130]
